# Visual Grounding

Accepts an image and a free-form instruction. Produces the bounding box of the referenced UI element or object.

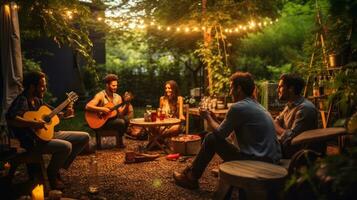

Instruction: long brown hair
[164,80,180,102]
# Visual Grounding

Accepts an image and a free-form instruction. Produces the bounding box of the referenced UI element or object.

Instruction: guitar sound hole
[43,116,51,123]
[97,113,103,119]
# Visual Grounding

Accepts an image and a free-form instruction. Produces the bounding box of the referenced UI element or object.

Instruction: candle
[31,184,44,200]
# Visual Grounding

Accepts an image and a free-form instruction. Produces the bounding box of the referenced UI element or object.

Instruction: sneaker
[173,167,199,190]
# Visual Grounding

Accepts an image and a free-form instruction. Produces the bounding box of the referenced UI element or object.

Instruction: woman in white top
[159,80,185,136]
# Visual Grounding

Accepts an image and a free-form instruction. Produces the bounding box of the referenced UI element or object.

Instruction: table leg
[146,126,172,154]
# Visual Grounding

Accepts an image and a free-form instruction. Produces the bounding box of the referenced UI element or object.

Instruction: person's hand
[57,111,64,118]
[33,120,46,129]
[100,107,111,114]
[208,110,218,121]
[123,91,133,102]
[199,108,210,119]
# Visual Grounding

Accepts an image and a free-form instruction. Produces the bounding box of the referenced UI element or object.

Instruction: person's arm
[126,104,134,119]
[159,96,164,109]
[280,106,317,143]
[274,107,287,136]
[200,109,220,130]
[178,96,185,121]
[214,107,239,138]
[85,93,110,114]
[7,116,45,129]
[6,96,45,129]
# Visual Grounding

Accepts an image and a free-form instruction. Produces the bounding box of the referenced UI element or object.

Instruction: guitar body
[85,102,118,129]
[23,105,60,141]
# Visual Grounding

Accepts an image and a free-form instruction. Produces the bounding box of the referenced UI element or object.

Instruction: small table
[129,118,181,154]
[185,108,228,132]
[187,108,228,119]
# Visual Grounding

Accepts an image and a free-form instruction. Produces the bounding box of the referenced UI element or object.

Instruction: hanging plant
[195,25,231,97]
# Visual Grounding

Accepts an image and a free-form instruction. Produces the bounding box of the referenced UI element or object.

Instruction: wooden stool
[214,160,288,200]
[6,139,50,191]
[95,129,121,149]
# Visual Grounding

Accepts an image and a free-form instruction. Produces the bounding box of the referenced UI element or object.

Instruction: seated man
[173,72,282,189]
[274,73,320,158]
[6,71,90,190]
[86,74,133,148]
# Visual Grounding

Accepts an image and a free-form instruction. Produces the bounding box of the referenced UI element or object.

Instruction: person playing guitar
[85,74,133,148]
[6,71,90,190]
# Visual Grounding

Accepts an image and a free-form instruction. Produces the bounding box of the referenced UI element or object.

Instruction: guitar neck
[111,102,127,111]
[48,99,71,118]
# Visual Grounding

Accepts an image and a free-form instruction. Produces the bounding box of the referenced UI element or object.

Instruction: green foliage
[195,41,231,96]
[12,0,105,65]
[329,64,357,117]
[267,64,292,80]
[286,135,357,200]
[22,57,42,73]
[233,1,315,80]
[104,31,190,106]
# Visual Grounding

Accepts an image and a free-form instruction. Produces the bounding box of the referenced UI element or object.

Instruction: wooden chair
[95,129,121,149]
[5,139,50,191]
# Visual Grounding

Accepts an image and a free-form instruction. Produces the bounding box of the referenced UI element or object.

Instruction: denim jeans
[100,117,127,137]
[36,131,90,180]
[191,132,274,179]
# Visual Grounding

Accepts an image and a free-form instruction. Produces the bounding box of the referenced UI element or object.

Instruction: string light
[58,10,278,35]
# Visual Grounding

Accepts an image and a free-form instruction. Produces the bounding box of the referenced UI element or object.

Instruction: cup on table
[151,112,157,122]
[159,110,166,120]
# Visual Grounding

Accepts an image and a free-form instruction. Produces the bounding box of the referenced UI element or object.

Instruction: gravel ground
[60,137,222,200]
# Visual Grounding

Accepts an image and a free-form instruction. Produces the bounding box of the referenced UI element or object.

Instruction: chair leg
[214,178,232,200]
[96,133,102,150]
[116,135,121,148]
[8,162,19,181]
[39,156,50,192]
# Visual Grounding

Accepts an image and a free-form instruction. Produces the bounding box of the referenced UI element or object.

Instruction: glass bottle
[313,77,319,97]
[88,155,99,194]
[144,105,152,122]
[324,76,331,95]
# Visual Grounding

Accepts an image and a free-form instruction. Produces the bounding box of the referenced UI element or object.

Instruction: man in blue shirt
[173,72,281,189]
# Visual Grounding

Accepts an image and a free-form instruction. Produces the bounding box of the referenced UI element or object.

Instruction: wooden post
[185,104,189,135]
[202,0,212,95]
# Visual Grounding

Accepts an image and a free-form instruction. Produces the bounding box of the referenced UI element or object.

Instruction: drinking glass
[159,109,166,121]
[151,112,157,122]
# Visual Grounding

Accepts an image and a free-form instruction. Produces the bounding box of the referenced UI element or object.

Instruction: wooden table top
[129,118,181,127]
[220,160,288,181]
[187,108,228,116]
[291,127,347,145]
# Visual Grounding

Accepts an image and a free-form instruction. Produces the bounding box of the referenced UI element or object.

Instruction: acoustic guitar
[23,91,79,141]
[85,92,133,129]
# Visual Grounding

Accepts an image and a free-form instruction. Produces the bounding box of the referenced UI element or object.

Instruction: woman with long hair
[159,80,185,136]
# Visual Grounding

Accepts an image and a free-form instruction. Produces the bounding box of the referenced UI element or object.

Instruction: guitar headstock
[66,91,79,103]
